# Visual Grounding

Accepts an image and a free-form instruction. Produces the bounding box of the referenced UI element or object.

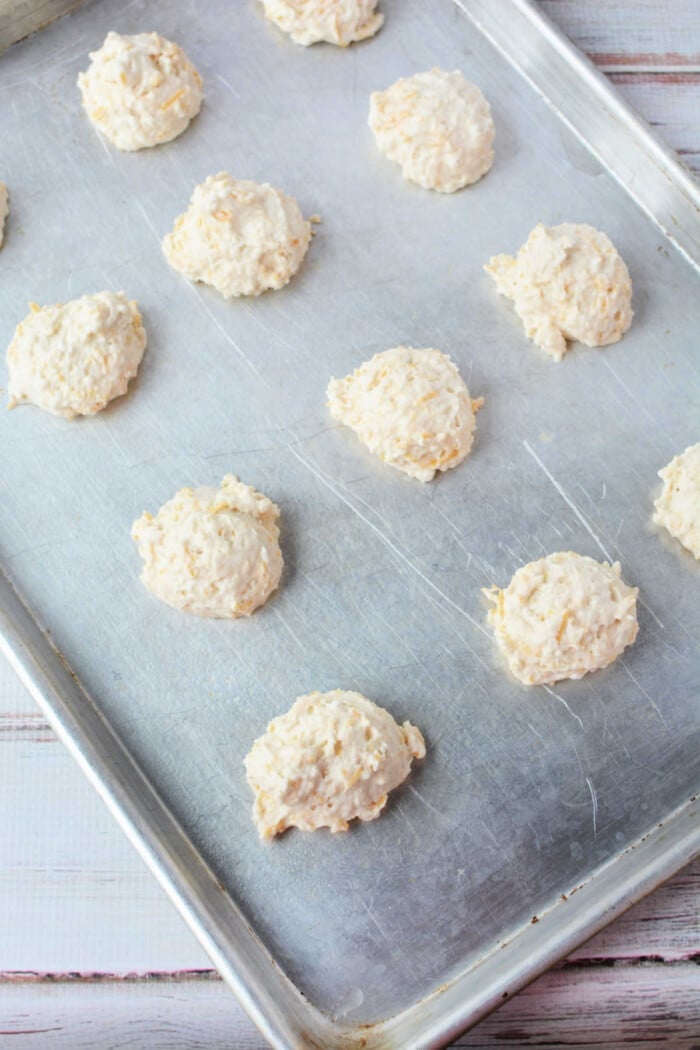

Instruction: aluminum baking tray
[1,1,698,1047]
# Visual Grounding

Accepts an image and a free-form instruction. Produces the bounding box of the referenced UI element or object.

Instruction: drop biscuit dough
[328,346,483,482]
[258,0,383,46]
[132,475,283,617]
[484,551,639,685]
[7,291,146,418]
[244,689,425,839]
[77,31,203,150]
[163,173,311,298]
[369,68,494,192]
[653,442,700,560]
[485,223,633,361]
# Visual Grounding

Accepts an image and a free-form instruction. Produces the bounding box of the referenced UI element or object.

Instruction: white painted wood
[541,1,700,65]
[543,1,700,175]
[0,964,699,1049]
[608,75,700,173]
[0,673,210,975]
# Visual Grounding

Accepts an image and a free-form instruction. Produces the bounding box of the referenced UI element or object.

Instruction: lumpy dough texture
[77,31,203,151]
[162,173,311,298]
[484,551,639,686]
[244,690,425,839]
[485,223,633,361]
[653,442,700,559]
[0,183,8,248]
[327,346,483,482]
[258,0,383,46]
[131,475,283,618]
[7,292,146,418]
[368,68,494,193]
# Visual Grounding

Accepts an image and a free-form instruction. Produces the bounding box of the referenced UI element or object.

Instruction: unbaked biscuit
[653,442,700,560]
[485,223,633,361]
[327,346,483,482]
[162,173,311,298]
[484,551,639,685]
[244,689,425,839]
[131,475,283,618]
[77,31,203,151]
[369,68,494,193]
[258,0,383,46]
[7,291,146,418]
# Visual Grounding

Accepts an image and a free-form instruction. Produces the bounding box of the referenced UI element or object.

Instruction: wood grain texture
[543,0,700,175]
[541,1,700,66]
[1,964,699,1049]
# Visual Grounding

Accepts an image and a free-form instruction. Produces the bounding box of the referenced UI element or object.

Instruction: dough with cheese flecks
[653,442,700,560]
[132,475,283,618]
[484,551,639,685]
[485,223,633,361]
[244,689,425,839]
[327,346,483,482]
[368,68,494,193]
[77,31,203,151]
[258,0,383,46]
[163,173,311,298]
[7,291,146,418]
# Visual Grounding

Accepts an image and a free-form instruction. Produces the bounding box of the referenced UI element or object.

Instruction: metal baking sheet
[1,0,698,1047]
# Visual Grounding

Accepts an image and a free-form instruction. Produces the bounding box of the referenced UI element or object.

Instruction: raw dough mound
[653,442,700,560]
[368,68,494,193]
[244,689,425,839]
[258,0,383,46]
[327,346,483,482]
[77,31,203,151]
[162,173,311,298]
[485,223,633,361]
[7,291,146,418]
[484,551,638,686]
[0,183,8,248]
[132,475,283,618]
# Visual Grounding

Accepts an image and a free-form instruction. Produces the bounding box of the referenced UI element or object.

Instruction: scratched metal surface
[0,0,698,1033]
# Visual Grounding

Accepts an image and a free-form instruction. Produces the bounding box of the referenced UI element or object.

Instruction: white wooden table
[1,3,699,1048]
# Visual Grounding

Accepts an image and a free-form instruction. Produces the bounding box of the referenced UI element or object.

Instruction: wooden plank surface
[1,2,699,1048]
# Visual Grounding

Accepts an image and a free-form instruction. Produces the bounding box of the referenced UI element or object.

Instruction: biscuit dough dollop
[258,0,383,46]
[653,442,700,559]
[244,690,425,839]
[369,68,494,193]
[328,346,483,482]
[131,475,283,618]
[0,183,8,248]
[485,223,633,361]
[77,31,203,151]
[7,291,146,418]
[484,551,639,685]
[163,173,311,298]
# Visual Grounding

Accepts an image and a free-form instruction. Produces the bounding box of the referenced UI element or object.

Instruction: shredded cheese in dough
[7,291,146,418]
[77,31,203,151]
[369,68,494,193]
[163,173,311,298]
[328,346,483,482]
[258,0,383,46]
[244,690,425,839]
[484,551,639,685]
[485,223,633,361]
[132,475,283,618]
[653,442,700,560]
